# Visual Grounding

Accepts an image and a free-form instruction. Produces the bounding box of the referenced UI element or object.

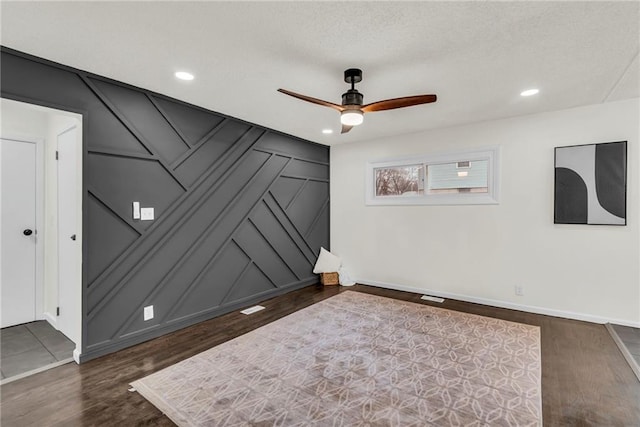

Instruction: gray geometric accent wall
[1,47,329,361]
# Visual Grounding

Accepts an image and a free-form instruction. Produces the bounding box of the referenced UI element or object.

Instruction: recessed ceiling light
[322,129,333,134]
[520,88,539,97]
[175,71,194,81]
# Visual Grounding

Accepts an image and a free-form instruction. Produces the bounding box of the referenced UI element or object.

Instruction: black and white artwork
[554,141,626,225]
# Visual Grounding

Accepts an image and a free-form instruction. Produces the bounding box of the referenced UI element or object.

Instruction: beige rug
[132,291,542,426]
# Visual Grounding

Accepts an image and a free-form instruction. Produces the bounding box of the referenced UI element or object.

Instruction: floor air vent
[421,295,445,303]
[241,305,266,315]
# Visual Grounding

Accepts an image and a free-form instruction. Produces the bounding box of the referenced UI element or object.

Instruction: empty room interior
[0,2,639,426]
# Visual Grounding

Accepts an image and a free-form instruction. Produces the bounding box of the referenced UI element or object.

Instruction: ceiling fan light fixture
[340,110,364,126]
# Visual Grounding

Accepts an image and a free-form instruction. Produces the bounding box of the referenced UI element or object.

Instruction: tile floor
[612,324,640,367]
[1,321,75,380]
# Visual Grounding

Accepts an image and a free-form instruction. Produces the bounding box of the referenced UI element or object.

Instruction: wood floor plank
[1,284,638,426]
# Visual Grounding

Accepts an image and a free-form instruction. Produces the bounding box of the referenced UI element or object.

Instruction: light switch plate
[140,207,154,221]
[144,305,154,321]
[133,202,140,219]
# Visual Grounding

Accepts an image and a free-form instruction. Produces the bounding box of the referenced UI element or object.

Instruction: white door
[57,127,77,339]
[1,138,37,328]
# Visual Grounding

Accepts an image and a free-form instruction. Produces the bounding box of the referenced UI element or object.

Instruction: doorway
[1,137,39,327]
[0,98,83,381]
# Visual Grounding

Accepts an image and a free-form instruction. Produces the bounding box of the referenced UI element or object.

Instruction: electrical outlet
[515,285,524,296]
[144,305,154,321]
[140,207,154,221]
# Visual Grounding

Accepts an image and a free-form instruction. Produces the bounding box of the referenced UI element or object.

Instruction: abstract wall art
[554,141,626,225]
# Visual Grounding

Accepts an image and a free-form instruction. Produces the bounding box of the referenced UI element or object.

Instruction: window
[366,147,500,205]
[427,160,488,194]
[374,164,424,197]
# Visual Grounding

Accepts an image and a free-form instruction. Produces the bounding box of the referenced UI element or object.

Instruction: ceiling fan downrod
[342,69,364,106]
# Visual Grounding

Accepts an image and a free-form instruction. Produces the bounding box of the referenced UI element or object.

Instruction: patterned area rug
[132,291,541,426]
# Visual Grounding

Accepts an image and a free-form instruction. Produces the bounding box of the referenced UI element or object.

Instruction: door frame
[1,95,85,362]
[0,133,45,322]
[56,124,80,344]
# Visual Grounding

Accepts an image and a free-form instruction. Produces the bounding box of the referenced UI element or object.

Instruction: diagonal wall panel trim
[105,153,290,341]
[219,248,256,306]
[117,276,319,348]
[281,174,329,183]
[87,147,155,161]
[105,153,288,336]
[169,118,230,169]
[145,93,191,151]
[252,136,329,165]
[174,121,253,187]
[151,94,226,147]
[87,193,141,285]
[86,127,264,300]
[234,221,297,288]
[164,239,252,322]
[285,179,309,211]
[88,77,189,163]
[87,152,185,234]
[140,155,295,325]
[247,216,303,280]
[285,180,329,238]
[305,199,330,239]
[253,148,329,166]
[87,187,143,236]
[264,193,318,262]
[1,47,329,362]
[87,141,270,318]
[80,75,188,191]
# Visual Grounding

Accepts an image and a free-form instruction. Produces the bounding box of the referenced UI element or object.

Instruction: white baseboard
[43,312,58,329]
[73,348,81,364]
[356,278,640,328]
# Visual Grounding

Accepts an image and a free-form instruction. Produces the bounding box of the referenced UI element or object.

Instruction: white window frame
[365,146,500,206]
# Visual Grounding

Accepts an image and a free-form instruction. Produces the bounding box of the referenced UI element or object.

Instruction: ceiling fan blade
[341,124,353,134]
[362,94,437,113]
[278,89,344,112]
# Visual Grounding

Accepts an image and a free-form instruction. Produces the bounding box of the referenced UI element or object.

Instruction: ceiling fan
[278,68,437,134]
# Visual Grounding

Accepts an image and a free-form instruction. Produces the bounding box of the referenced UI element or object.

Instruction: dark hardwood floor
[1,284,639,426]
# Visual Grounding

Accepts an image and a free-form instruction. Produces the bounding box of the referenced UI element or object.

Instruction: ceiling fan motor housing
[342,89,363,107]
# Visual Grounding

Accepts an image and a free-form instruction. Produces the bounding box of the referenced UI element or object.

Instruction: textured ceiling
[1,1,638,146]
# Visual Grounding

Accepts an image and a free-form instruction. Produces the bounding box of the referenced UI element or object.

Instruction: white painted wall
[331,98,640,326]
[0,98,83,356]
[0,103,48,137]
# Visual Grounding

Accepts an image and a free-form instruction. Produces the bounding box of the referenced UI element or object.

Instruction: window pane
[375,165,424,196]
[427,160,488,194]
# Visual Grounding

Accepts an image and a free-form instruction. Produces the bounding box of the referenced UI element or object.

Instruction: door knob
[70,234,76,241]
[23,229,33,236]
